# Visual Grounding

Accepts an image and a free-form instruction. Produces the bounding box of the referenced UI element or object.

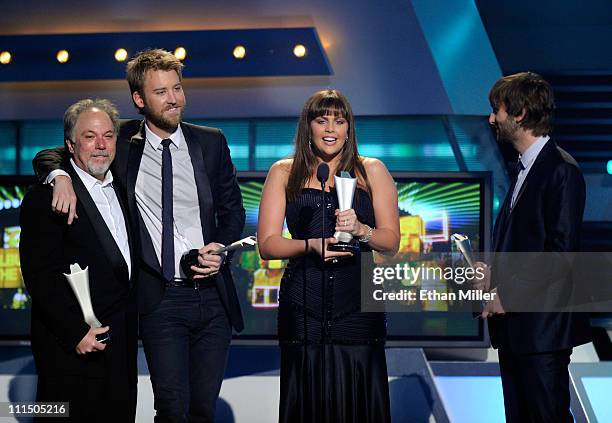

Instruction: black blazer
[489,140,591,353]
[20,164,138,388]
[34,120,246,331]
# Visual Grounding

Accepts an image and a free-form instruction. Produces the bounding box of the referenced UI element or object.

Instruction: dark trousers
[140,285,232,423]
[35,373,137,422]
[498,348,573,423]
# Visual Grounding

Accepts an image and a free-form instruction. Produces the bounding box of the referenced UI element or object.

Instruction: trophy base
[327,240,360,254]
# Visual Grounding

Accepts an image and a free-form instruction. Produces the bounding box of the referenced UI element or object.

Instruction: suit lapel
[127,122,163,274]
[113,183,136,283]
[181,123,213,244]
[508,140,555,216]
[493,190,511,252]
[495,141,557,252]
[68,165,129,284]
[126,122,146,224]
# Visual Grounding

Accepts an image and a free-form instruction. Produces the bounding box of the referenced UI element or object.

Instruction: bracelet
[358,224,373,243]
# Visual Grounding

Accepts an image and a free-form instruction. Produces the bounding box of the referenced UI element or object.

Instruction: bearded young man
[33,49,245,423]
[476,72,590,422]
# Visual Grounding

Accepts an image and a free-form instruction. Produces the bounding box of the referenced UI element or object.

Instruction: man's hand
[52,175,78,224]
[472,261,491,292]
[481,288,505,318]
[75,326,109,355]
[191,243,224,279]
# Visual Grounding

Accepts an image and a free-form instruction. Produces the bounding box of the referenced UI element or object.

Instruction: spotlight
[114,48,128,62]
[607,160,612,175]
[0,51,11,65]
[233,45,246,60]
[293,44,307,58]
[174,47,187,60]
[56,49,69,63]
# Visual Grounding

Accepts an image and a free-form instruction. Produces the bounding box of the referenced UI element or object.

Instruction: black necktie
[508,158,525,213]
[493,158,526,252]
[161,139,174,281]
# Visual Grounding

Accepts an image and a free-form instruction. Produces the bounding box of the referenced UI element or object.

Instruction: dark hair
[64,98,120,142]
[488,72,555,137]
[125,48,184,111]
[286,89,370,201]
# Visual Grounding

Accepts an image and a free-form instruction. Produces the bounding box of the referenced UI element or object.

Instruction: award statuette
[63,263,111,344]
[328,171,360,254]
[451,233,475,267]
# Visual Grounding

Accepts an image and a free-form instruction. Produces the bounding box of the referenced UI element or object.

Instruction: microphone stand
[320,176,327,423]
[314,162,329,422]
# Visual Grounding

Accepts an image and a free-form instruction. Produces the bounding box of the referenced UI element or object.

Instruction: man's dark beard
[493,118,520,144]
[142,103,184,134]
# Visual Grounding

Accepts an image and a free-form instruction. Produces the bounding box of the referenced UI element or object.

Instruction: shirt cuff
[45,169,71,185]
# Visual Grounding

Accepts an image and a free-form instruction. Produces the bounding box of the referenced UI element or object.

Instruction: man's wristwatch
[358,224,373,243]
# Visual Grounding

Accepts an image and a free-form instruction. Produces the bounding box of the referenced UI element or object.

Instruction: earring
[309,137,312,147]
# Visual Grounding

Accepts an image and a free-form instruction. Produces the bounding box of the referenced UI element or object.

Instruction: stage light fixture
[56,49,69,63]
[233,45,246,59]
[0,51,11,64]
[174,47,187,60]
[293,44,306,58]
[114,48,128,62]
[607,160,612,175]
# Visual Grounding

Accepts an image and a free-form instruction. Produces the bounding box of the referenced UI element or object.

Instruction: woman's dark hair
[286,89,370,201]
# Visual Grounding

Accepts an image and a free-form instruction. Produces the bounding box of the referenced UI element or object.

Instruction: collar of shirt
[70,158,114,191]
[144,122,184,150]
[518,135,550,169]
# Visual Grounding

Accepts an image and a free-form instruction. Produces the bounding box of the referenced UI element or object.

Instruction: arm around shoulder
[32,146,68,183]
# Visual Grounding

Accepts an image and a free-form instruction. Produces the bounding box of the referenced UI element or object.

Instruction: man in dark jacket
[479,72,590,423]
[21,99,138,420]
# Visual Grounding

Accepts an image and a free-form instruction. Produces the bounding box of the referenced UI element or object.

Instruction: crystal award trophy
[328,171,360,254]
[64,263,111,344]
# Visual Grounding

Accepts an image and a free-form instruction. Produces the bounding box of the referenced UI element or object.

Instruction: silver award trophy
[451,233,475,267]
[63,263,111,344]
[328,171,360,253]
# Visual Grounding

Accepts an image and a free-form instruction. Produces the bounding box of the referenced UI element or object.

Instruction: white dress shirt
[511,135,550,209]
[136,124,205,278]
[70,159,131,277]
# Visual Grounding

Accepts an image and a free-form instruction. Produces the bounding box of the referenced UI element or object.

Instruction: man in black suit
[20,99,138,420]
[476,72,591,422]
[34,49,245,422]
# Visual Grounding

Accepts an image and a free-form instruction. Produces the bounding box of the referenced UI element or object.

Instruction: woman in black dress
[258,89,400,423]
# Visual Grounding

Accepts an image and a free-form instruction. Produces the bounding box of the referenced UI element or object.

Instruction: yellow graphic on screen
[0,248,23,288]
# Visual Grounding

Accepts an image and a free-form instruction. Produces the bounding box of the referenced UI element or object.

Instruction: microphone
[316,163,329,186]
[315,162,329,261]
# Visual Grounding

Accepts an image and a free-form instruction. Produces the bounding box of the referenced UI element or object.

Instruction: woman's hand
[308,238,353,261]
[334,208,366,238]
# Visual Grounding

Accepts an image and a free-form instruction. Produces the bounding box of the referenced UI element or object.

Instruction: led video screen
[0,172,491,346]
[232,172,491,346]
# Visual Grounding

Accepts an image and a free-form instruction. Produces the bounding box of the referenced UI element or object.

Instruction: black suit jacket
[20,164,138,390]
[34,120,246,331]
[489,140,591,353]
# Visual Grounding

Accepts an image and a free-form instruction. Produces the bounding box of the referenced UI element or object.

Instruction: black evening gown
[278,188,390,423]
